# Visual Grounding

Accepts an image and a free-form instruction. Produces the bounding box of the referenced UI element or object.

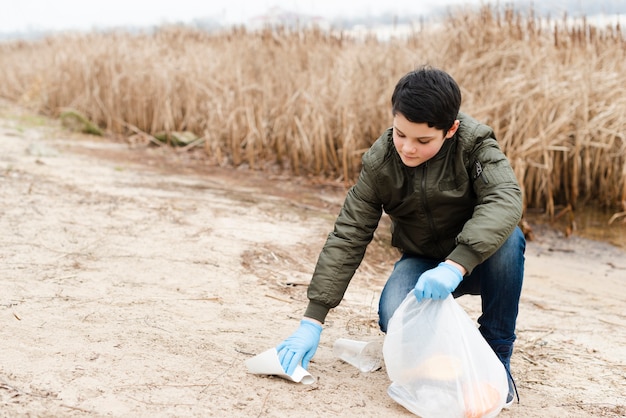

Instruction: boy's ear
[445,120,460,139]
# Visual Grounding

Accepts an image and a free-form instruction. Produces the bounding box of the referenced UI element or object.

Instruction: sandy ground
[1,103,625,418]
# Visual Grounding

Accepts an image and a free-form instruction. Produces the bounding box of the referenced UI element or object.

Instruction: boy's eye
[395,128,432,144]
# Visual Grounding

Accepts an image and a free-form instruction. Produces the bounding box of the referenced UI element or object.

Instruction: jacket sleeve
[447,127,523,274]
[304,155,383,323]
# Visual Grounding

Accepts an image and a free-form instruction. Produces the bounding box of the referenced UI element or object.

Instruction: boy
[277,66,525,405]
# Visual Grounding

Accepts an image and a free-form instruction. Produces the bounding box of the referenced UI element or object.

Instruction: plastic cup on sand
[333,338,382,372]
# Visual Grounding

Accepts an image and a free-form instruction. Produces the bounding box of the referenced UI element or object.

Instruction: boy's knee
[508,226,526,252]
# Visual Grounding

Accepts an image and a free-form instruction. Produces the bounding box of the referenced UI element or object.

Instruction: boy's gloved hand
[414,262,463,302]
[276,319,322,376]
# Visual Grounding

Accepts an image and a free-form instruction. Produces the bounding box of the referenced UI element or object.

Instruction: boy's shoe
[503,369,518,408]
[488,341,519,408]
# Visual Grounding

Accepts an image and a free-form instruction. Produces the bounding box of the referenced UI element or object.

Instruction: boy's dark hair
[391,66,462,132]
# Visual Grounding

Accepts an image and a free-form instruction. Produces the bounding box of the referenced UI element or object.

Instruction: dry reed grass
[0,5,624,217]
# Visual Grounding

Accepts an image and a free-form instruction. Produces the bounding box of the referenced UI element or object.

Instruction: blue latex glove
[414,262,463,302]
[276,319,322,376]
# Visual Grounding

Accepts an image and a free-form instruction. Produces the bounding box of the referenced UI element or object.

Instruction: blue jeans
[378,227,525,345]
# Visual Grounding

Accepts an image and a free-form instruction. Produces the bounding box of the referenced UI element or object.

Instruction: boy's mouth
[401,154,421,166]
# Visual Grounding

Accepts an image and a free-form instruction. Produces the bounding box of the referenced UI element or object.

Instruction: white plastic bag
[383,294,508,418]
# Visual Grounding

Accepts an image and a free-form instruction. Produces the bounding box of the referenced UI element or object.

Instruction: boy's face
[392,113,459,168]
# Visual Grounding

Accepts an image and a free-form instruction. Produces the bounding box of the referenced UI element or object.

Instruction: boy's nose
[404,143,417,154]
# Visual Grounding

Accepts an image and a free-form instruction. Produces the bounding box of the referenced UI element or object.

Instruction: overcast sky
[2,0,622,34]
[1,0,494,33]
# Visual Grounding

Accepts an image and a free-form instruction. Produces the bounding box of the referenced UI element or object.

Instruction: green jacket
[304,113,523,323]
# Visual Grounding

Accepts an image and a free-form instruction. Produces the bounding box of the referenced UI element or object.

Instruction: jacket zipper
[421,163,436,241]
[421,162,446,256]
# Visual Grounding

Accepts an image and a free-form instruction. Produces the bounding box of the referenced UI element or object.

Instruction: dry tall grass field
[1,5,625,219]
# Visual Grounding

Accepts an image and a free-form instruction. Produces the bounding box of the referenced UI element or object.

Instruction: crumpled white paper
[245,348,315,385]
